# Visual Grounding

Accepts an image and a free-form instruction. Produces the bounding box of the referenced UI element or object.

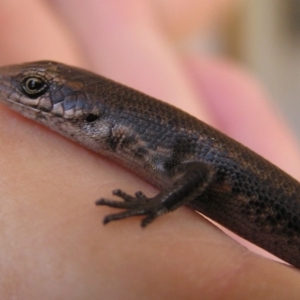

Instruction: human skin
[0,0,300,299]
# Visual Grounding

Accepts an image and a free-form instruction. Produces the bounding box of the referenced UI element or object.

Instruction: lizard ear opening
[85,113,99,122]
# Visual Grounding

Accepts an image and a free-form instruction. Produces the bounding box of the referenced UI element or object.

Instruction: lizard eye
[21,76,49,99]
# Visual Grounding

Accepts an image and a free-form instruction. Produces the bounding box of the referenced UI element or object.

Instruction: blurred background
[219,0,300,137]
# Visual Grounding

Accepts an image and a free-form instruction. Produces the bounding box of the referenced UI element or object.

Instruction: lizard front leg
[96,162,215,227]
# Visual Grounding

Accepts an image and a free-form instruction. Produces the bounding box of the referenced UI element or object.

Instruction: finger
[1,103,300,299]
[0,0,85,66]
[151,0,237,40]
[49,0,212,121]
[185,56,300,179]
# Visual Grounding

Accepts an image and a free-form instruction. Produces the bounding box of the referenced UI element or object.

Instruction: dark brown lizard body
[0,61,300,268]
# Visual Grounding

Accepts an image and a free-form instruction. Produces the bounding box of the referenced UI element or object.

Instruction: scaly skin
[0,61,300,267]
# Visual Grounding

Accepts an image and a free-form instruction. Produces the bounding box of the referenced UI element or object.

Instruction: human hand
[0,1,300,299]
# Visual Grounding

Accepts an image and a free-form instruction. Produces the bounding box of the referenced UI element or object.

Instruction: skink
[0,61,299,268]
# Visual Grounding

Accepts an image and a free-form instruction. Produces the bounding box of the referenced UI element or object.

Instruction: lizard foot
[95,189,168,227]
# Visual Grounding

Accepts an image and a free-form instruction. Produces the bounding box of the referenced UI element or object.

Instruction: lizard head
[0,61,113,152]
